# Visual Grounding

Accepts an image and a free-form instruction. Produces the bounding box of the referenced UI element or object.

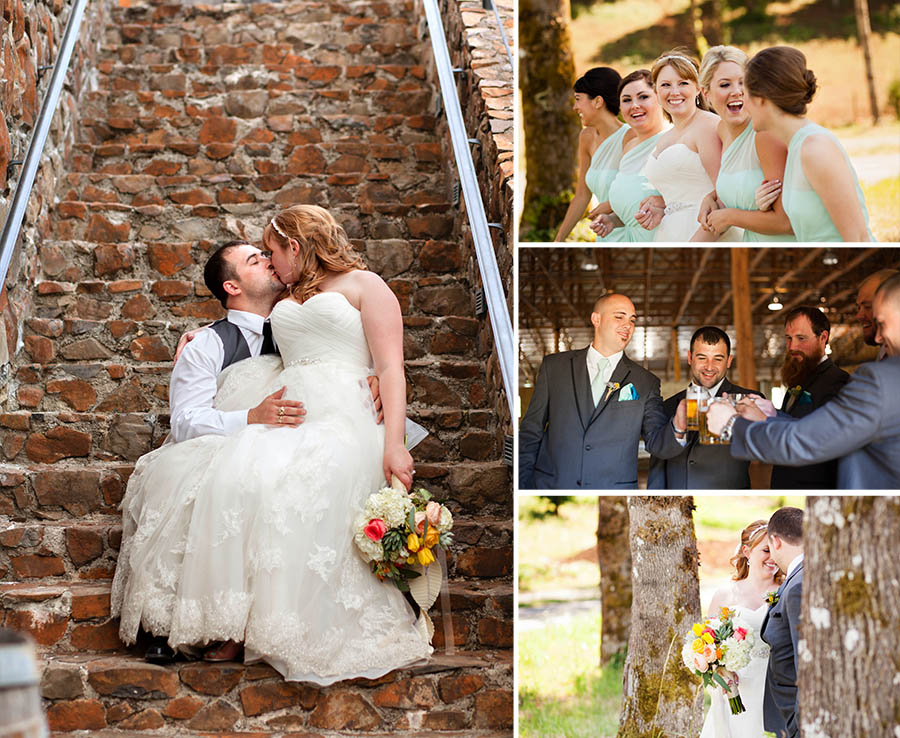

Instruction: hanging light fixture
[580,248,599,271]
[767,295,783,311]
[822,249,838,266]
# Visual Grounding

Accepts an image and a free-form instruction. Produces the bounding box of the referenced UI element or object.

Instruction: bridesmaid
[744,46,873,241]
[592,70,668,242]
[697,45,795,241]
[554,67,629,241]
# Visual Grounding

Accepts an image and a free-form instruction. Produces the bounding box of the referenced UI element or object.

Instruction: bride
[111,204,433,684]
[699,520,784,738]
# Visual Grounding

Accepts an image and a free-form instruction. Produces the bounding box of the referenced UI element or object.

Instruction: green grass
[861,176,900,242]
[518,611,623,738]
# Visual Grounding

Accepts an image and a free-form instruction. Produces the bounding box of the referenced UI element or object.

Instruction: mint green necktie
[591,356,610,406]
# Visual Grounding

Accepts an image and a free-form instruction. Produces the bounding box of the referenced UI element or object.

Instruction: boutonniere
[765,590,780,608]
[787,386,813,405]
[603,381,620,402]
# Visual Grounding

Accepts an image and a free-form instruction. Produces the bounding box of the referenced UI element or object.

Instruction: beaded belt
[664,201,694,215]
[286,358,323,367]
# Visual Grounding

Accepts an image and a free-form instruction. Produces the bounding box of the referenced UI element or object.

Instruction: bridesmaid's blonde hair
[699,45,749,89]
[263,205,367,303]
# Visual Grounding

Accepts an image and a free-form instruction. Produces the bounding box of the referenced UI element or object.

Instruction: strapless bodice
[270,292,372,371]
[642,143,715,209]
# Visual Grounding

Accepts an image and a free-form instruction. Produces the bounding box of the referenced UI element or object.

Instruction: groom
[761,506,803,738]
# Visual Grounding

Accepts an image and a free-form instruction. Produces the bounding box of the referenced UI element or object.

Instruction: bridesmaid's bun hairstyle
[745,46,817,115]
[698,45,749,89]
[574,67,623,116]
[650,47,710,120]
[264,205,367,303]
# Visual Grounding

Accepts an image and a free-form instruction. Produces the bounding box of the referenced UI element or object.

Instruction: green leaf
[407,506,416,533]
[712,673,729,691]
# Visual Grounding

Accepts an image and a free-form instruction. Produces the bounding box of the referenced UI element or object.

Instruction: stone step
[40,649,512,734]
[1,514,512,584]
[1,577,512,654]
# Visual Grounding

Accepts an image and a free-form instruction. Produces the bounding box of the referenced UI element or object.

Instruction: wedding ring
[278,406,285,417]
[278,416,284,423]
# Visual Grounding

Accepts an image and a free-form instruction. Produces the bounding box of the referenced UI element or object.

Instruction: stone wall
[0,0,107,406]
[415,0,514,451]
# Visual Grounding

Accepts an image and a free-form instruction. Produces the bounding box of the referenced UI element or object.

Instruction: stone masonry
[1,0,513,735]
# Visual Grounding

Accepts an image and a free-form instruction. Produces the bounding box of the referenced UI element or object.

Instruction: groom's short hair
[205,241,251,308]
[768,507,803,545]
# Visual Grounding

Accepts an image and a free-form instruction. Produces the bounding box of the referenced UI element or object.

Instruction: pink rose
[364,518,387,542]
[693,652,709,672]
[414,510,427,535]
[734,627,747,641]
[425,501,442,526]
[702,644,717,662]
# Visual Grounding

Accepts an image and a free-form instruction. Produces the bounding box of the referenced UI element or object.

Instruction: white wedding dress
[698,602,770,738]
[111,292,433,684]
[642,143,742,242]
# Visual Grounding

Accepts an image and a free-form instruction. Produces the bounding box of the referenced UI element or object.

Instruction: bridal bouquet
[681,607,755,715]
[354,478,453,599]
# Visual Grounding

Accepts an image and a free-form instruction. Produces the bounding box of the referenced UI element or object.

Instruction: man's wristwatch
[719,412,738,442]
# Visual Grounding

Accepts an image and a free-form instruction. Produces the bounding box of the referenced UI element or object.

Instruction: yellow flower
[692,623,704,637]
[720,606,731,618]
[417,547,435,566]
[424,526,440,548]
[407,533,421,552]
[702,632,715,645]
[692,638,705,653]
[407,556,416,565]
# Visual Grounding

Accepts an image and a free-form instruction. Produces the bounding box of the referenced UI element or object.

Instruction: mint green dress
[584,125,630,242]
[716,123,796,242]
[606,131,665,242]
[782,123,873,241]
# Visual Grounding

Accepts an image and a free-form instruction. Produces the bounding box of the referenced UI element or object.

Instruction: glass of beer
[686,385,702,431]
[700,396,733,445]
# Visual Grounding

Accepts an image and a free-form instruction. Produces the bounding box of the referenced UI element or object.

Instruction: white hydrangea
[364,487,413,528]
[681,639,697,671]
[438,505,453,533]
[353,521,384,563]
[722,634,754,672]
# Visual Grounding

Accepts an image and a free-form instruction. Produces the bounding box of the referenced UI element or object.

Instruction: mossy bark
[598,496,632,665]
[616,497,703,738]
[519,0,579,236]
[800,496,900,737]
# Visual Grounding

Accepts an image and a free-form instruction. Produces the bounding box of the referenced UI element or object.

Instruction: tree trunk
[616,497,703,738]
[799,496,899,736]
[853,0,879,123]
[687,0,708,59]
[597,496,632,665]
[519,0,579,238]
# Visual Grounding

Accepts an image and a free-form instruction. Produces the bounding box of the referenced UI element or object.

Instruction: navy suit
[519,349,684,489]
[761,562,802,737]
[771,357,848,489]
[648,378,762,489]
[731,357,900,489]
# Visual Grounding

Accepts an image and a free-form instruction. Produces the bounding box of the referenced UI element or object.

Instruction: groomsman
[518,293,685,489]
[770,306,848,489]
[708,275,900,489]
[856,268,898,360]
[648,326,762,489]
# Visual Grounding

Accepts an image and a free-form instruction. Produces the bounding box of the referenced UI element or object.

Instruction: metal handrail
[422,0,515,418]
[483,0,514,75]
[0,0,90,290]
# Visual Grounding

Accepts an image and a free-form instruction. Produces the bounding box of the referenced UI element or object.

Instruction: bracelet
[672,418,687,435]
[720,413,738,442]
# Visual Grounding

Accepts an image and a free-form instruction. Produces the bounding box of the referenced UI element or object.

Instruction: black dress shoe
[145,636,177,664]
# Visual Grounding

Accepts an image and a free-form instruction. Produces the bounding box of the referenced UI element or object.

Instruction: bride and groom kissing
[110,204,434,683]
[701,506,803,738]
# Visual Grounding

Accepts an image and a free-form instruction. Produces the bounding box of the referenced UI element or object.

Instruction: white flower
[438,505,454,533]
[681,640,697,671]
[722,635,753,672]
[353,517,385,563]
[364,487,413,528]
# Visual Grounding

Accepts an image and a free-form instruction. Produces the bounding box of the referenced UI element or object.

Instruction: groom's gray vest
[210,318,278,371]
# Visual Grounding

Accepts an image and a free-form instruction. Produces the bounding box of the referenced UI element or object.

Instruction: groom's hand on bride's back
[248,387,306,427]
[366,376,384,424]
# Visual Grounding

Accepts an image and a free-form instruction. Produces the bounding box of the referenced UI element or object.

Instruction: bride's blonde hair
[730,520,784,584]
[263,205,367,303]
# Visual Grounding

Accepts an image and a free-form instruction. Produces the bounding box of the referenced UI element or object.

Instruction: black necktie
[260,321,276,355]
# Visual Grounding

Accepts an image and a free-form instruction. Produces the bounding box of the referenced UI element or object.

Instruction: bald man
[519,294,685,489]
[856,268,898,359]
[709,274,900,489]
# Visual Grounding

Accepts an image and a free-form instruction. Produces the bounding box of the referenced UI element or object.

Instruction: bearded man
[772,306,849,489]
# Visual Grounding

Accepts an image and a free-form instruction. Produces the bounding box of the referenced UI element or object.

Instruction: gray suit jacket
[518,349,684,489]
[761,562,801,738]
[648,378,762,489]
[731,357,900,489]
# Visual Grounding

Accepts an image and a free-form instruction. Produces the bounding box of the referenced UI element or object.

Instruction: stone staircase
[0,0,512,734]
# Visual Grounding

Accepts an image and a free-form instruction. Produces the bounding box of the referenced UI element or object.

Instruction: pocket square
[617,383,638,401]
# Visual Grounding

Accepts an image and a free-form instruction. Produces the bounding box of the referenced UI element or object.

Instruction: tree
[799,496,899,735]
[597,496,631,665]
[616,497,703,738]
[519,0,579,239]
[853,0,879,123]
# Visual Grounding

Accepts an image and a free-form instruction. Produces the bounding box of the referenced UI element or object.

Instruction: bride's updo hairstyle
[650,47,710,120]
[745,46,817,116]
[574,67,623,116]
[698,45,748,90]
[730,519,785,584]
[264,205,367,303]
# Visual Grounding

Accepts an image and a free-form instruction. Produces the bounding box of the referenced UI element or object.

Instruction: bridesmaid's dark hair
[745,46,817,115]
[574,67,623,116]
[617,69,653,101]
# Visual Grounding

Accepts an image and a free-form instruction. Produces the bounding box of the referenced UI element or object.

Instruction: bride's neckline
[652,141,697,159]
[275,291,359,313]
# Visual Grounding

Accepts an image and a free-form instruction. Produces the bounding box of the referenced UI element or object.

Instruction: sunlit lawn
[862,177,900,242]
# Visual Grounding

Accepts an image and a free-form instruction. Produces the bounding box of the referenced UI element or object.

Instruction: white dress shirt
[786,553,804,579]
[169,310,272,443]
[690,377,726,398]
[587,344,623,387]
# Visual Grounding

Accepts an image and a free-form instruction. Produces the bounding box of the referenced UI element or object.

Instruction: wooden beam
[751,248,824,311]
[731,248,757,389]
[535,258,584,322]
[673,247,713,326]
[705,248,770,324]
[672,326,681,384]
